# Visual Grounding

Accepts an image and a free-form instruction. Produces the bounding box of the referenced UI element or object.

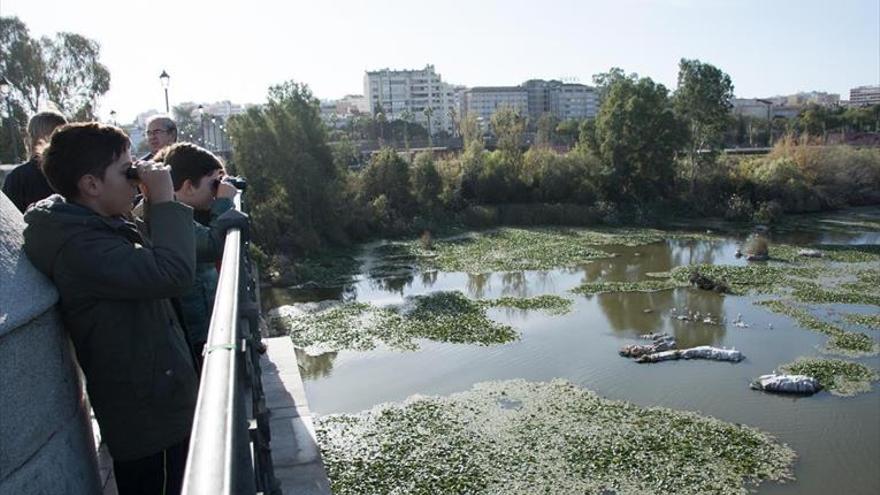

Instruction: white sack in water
[637,345,744,363]
[750,374,822,395]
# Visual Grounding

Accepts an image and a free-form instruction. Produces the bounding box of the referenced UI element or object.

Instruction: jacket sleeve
[1,168,26,213]
[58,202,197,299]
[195,197,235,263]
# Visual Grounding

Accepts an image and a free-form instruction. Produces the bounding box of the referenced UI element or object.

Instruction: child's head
[27,110,68,159]
[154,142,225,211]
[41,122,135,216]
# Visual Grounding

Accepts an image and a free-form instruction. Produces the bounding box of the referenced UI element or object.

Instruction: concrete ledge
[261,337,331,495]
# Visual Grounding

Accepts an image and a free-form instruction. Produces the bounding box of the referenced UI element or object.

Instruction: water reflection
[594,288,727,348]
[466,273,492,299]
[295,348,338,380]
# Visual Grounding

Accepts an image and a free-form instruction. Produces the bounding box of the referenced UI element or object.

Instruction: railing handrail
[181,193,277,494]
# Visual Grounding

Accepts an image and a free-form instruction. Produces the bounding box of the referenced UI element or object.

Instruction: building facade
[850,85,880,107]
[462,87,529,128]
[364,65,457,134]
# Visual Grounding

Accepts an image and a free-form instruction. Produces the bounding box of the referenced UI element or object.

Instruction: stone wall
[0,191,100,493]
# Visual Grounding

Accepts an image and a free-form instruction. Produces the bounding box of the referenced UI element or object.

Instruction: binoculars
[125,165,247,192]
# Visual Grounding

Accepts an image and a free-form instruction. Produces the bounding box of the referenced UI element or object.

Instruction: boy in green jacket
[23,123,197,495]
[152,142,245,367]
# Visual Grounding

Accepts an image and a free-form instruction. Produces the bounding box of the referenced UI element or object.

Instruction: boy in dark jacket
[150,142,246,367]
[22,123,197,495]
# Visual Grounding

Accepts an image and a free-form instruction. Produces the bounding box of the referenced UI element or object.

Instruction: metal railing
[181,193,280,494]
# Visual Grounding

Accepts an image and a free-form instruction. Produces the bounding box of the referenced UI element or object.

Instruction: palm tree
[401,108,414,151]
[423,106,434,147]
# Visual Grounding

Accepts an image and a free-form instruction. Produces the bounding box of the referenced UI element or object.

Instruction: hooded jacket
[23,195,199,461]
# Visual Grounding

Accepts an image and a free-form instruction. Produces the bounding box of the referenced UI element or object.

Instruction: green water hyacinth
[778,358,880,397]
[316,379,796,495]
[272,291,568,352]
[482,295,574,315]
[756,300,878,356]
[401,227,717,273]
[571,279,685,295]
[843,313,880,330]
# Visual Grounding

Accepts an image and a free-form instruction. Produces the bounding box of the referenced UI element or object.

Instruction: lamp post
[159,70,170,113]
[0,76,21,162]
[197,104,205,146]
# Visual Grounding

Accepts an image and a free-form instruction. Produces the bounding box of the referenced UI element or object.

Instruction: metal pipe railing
[181,193,279,495]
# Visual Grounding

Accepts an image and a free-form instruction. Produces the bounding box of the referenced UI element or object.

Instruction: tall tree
[591,73,686,200]
[0,16,110,119]
[490,106,526,155]
[673,58,734,192]
[227,80,346,253]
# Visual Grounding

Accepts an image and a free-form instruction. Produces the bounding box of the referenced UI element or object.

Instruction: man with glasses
[143,115,177,160]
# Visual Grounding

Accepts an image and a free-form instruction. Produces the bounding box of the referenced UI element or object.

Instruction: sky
[2,0,878,122]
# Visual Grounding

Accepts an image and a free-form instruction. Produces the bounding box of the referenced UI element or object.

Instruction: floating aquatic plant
[843,313,880,331]
[483,295,573,315]
[756,300,878,356]
[778,357,879,397]
[316,379,796,495]
[570,279,684,295]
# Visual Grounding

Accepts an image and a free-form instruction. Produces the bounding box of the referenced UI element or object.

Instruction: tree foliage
[0,16,110,119]
[586,70,687,200]
[227,81,347,253]
[673,59,734,190]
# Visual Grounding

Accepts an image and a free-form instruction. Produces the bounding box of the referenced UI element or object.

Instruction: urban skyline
[2,0,878,122]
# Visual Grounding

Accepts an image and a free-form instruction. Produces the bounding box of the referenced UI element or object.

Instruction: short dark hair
[154,142,223,190]
[41,123,130,199]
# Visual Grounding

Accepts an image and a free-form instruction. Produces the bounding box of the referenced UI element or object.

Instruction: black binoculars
[124,166,140,181]
[215,176,248,192]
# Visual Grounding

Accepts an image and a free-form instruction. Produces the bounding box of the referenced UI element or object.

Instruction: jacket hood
[22,194,129,278]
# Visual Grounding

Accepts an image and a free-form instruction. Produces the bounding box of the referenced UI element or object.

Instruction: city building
[522,80,598,122]
[765,91,840,107]
[364,64,458,134]
[849,85,880,107]
[462,87,528,128]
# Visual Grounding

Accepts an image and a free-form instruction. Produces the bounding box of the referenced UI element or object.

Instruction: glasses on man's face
[146,128,170,137]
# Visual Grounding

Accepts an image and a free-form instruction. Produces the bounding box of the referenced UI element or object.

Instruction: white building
[463,87,529,127]
[850,85,880,107]
[549,83,598,121]
[364,64,458,134]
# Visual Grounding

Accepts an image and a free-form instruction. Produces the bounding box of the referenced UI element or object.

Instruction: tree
[423,106,434,147]
[673,58,734,192]
[362,148,414,216]
[227,80,347,253]
[490,106,526,155]
[535,112,558,148]
[461,112,483,148]
[0,17,110,119]
[411,152,442,210]
[400,108,414,151]
[590,72,687,200]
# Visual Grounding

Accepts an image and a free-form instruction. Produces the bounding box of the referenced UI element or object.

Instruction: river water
[264,209,880,495]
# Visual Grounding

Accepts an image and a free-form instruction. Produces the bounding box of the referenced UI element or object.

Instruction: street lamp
[159,70,170,113]
[0,75,21,162]
[197,104,205,146]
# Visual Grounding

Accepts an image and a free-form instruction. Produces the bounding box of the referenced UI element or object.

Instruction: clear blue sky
[2,0,878,122]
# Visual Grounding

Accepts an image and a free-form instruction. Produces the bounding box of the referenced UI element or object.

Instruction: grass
[777,357,880,397]
[669,264,818,295]
[316,379,796,495]
[756,300,878,356]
